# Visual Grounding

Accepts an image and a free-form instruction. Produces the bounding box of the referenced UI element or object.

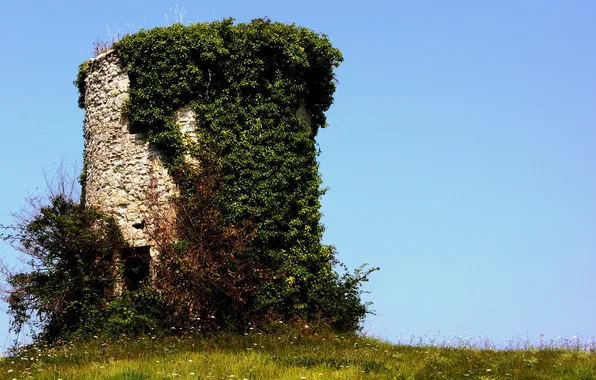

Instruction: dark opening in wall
[121,246,151,291]
[132,221,145,229]
[129,125,145,134]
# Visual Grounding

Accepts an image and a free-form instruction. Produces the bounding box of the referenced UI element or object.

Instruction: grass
[0,328,595,379]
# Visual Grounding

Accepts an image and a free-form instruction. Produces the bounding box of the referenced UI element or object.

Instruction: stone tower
[82,50,198,285]
[81,49,311,286]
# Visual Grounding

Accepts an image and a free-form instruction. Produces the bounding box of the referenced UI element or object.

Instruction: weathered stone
[83,50,179,251]
[83,50,312,257]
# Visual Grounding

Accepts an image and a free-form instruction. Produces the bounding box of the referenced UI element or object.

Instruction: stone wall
[83,50,310,255]
[83,50,186,252]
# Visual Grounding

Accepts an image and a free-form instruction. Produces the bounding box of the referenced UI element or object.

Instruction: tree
[1,193,126,340]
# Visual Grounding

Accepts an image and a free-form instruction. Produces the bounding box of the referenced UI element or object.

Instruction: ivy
[74,61,88,109]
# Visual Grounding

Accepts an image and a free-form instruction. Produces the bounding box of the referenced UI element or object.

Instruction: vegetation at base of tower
[1,17,376,342]
[2,195,121,339]
[0,192,167,340]
[141,161,260,330]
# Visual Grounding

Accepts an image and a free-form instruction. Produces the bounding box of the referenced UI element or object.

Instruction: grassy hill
[1,328,595,379]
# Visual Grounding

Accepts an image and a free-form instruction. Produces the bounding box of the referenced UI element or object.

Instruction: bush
[103,289,164,336]
[2,195,126,340]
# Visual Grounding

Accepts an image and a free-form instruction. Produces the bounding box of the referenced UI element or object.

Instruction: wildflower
[304,324,309,329]
[7,370,13,373]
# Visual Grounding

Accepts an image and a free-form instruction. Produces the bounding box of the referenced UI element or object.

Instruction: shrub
[2,195,126,340]
[103,289,164,336]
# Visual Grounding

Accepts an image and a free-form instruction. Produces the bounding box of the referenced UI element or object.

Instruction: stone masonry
[83,50,310,259]
[83,50,195,256]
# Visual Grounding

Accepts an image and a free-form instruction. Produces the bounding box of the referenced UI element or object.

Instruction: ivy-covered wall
[77,18,371,329]
[81,50,178,251]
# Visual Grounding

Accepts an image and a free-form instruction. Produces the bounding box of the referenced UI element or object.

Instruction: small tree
[1,194,126,340]
[141,156,263,328]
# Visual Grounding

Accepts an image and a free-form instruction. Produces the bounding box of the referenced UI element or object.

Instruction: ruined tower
[81,50,195,284]
[74,21,372,331]
[81,49,310,271]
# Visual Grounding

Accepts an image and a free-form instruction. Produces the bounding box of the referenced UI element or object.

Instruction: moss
[75,61,89,109]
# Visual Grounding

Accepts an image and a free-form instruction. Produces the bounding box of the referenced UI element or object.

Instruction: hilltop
[1,329,595,379]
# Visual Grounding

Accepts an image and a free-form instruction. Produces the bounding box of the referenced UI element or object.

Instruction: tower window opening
[121,245,151,291]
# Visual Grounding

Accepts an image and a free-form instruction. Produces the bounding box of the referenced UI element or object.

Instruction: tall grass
[90,4,189,57]
[1,327,595,379]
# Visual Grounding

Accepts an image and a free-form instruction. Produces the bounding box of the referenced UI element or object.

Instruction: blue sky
[1,0,595,348]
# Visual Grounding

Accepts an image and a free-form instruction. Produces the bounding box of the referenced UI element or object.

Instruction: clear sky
[1,0,595,349]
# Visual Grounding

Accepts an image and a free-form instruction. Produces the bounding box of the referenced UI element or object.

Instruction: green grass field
[1,328,595,379]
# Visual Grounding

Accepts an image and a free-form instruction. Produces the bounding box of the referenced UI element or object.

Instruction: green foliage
[151,164,263,328]
[107,18,375,331]
[102,289,164,336]
[105,370,151,380]
[3,195,166,341]
[74,61,88,109]
[5,195,125,340]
